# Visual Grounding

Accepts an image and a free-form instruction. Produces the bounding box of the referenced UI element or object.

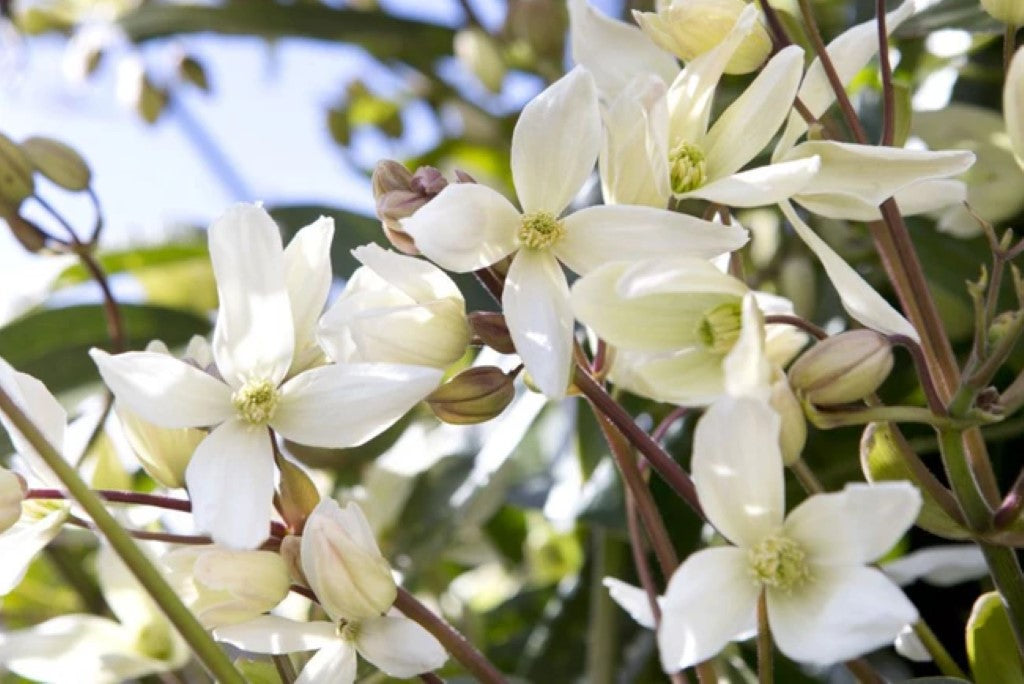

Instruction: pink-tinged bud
[788,330,894,406]
[427,366,516,425]
[276,455,321,534]
[372,161,474,255]
[300,499,396,621]
[0,468,26,533]
[468,312,516,354]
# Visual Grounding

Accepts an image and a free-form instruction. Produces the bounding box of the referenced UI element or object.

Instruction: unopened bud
[988,311,1021,350]
[788,330,894,405]
[20,137,91,192]
[981,0,1024,26]
[468,312,516,354]
[0,468,26,533]
[4,213,48,252]
[632,0,772,75]
[427,366,515,425]
[300,499,396,621]
[177,54,210,92]
[372,161,473,255]
[0,133,35,210]
[275,455,321,534]
[117,405,204,489]
[455,28,507,92]
[278,535,307,586]
[769,378,806,465]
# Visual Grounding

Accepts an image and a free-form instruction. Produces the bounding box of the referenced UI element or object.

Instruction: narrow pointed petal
[185,419,275,550]
[704,45,804,179]
[603,577,657,630]
[568,0,678,97]
[274,363,442,448]
[680,156,820,207]
[284,216,335,357]
[599,75,672,207]
[658,547,758,672]
[785,482,921,565]
[1006,46,1024,166]
[557,204,748,275]
[209,204,295,389]
[512,67,601,215]
[633,348,728,406]
[0,507,68,594]
[297,641,356,684]
[503,250,574,398]
[214,616,337,654]
[794,177,968,221]
[357,615,448,678]
[768,565,918,665]
[90,349,232,428]
[779,201,920,341]
[882,545,987,587]
[722,293,771,399]
[400,184,519,273]
[693,396,784,546]
[0,358,66,470]
[351,243,464,303]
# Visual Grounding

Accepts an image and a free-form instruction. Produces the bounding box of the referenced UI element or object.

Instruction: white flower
[1005,45,1024,169]
[0,467,24,533]
[318,243,470,370]
[401,67,747,398]
[90,204,443,549]
[656,397,921,671]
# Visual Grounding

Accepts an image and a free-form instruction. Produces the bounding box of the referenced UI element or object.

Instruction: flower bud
[0,133,35,211]
[163,546,290,629]
[20,136,91,192]
[116,405,204,489]
[4,213,48,253]
[427,366,516,425]
[278,535,307,586]
[468,312,516,354]
[318,243,470,369]
[633,0,772,75]
[0,467,26,533]
[455,28,507,92]
[981,0,1024,26]
[276,455,321,534]
[769,377,806,465]
[300,499,397,621]
[788,330,894,405]
[177,54,210,92]
[372,162,473,255]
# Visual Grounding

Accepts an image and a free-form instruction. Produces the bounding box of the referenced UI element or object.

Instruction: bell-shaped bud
[20,137,91,192]
[632,0,772,75]
[275,454,321,534]
[0,468,26,533]
[318,243,470,369]
[4,213,48,253]
[177,54,210,92]
[427,366,516,425]
[788,330,894,405]
[162,546,290,629]
[300,499,397,621]
[981,0,1024,26]
[455,28,507,92]
[0,133,35,211]
[769,377,806,465]
[468,312,516,354]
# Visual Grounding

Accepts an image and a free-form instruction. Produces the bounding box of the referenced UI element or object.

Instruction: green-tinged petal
[1007,46,1024,167]
[214,615,337,654]
[599,74,671,207]
[795,178,967,222]
[680,156,820,207]
[723,293,771,398]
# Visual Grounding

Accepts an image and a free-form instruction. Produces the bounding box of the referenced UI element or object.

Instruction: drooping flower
[401,67,748,397]
[91,204,443,549]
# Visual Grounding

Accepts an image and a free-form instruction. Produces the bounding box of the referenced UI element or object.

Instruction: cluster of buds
[788,330,895,405]
[372,160,473,255]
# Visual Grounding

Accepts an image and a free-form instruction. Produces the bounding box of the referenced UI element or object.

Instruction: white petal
[692,396,784,547]
[297,641,356,684]
[722,293,771,399]
[400,184,519,272]
[779,201,920,341]
[567,0,678,97]
[356,615,448,678]
[0,254,76,328]
[793,178,969,221]
[90,349,233,429]
[502,250,574,398]
[512,67,601,215]
[1007,46,1024,166]
[894,624,932,662]
[0,358,66,472]
[214,616,337,654]
[274,363,442,448]
[703,45,804,180]
[768,565,918,665]
[352,243,464,303]
[0,615,137,683]
[680,156,820,207]
[882,544,987,587]
[557,205,748,275]
[658,547,758,672]
[633,348,727,406]
[184,419,276,550]
[785,482,921,565]
[284,216,335,358]
[0,506,68,594]
[208,204,295,389]
[603,577,656,630]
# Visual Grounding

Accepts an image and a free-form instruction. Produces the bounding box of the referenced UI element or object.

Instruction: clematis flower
[656,397,921,671]
[91,204,443,549]
[401,67,748,397]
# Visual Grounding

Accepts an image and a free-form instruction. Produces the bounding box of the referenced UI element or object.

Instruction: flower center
[696,301,742,354]
[668,140,707,194]
[517,211,565,250]
[748,533,811,592]
[231,379,280,425]
[336,618,360,642]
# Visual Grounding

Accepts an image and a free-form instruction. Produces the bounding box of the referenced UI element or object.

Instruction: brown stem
[889,335,948,417]
[77,248,126,352]
[624,493,663,626]
[1005,24,1018,75]
[652,406,689,444]
[764,314,827,340]
[876,0,896,147]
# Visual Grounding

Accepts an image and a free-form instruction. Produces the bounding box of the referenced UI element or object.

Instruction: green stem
[756,591,773,684]
[0,387,245,683]
[807,403,978,430]
[912,620,968,679]
[585,530,618,684]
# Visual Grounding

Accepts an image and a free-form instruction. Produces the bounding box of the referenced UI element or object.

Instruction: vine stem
[912,620,968,679]
[756,591,772,684]
[0,387,245,683]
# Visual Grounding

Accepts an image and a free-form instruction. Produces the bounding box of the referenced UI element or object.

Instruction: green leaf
[0,304,211,394]
[57,243,208,287]
[967,592,1024,684]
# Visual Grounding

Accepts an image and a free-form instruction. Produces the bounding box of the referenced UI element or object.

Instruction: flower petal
[692,396,784,547]
[297,641,356,684]
[184,419,276,550]
[703,45,804,180]
[356,615,448,678]
[658,547,758,672]
[557,204,748,275]
[214,615,337,654]
[274,363,442,448]
[0,357,66,473]
[779,201,920,341]
[512,66,601,215]
[90,349,233,429]
[567,0,678,97]
[722,293,771,399]
[502,250,574,398]
[284,216,335,361]
[882,544,987,587]
[793,178,969,221]
[1006,46,1024,166]
[680,156,820,207]
[786,482,921,565]
[768,565,918,665]
[632,348,728,406]
[351,243,464,303]
[400,184,519,272]
[0,615,141,683]
[0,506,68,594]
[603,577,657,630]
[599,74,671,208]
[209,204,295,389]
